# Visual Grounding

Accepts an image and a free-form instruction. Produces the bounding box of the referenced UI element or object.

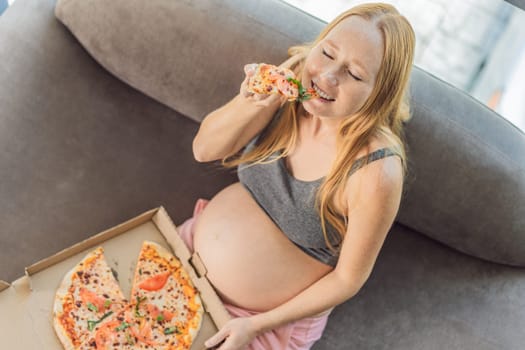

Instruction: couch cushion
[400,68,525,266]
[314,222,525,350]
[54,0,323,123]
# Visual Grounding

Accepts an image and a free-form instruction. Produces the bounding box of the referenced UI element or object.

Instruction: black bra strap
[349,148,398,177]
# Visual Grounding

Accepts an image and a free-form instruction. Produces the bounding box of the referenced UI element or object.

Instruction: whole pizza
[53,241,204,350]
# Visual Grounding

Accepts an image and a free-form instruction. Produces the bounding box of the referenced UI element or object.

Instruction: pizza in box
[53,241,204,350]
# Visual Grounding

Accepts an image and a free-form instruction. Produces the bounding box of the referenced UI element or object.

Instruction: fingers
[206,317,258,350]
[253,93,286,108]
[243,63,258,77]
[205,327,229,349]
[240,77,269,102]
[241,63,258,98]
[253,93,267,101]
[240,76,253,98]
[240,63,286,107]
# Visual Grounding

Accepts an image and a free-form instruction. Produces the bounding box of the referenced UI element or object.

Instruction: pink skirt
[177,198,330,350]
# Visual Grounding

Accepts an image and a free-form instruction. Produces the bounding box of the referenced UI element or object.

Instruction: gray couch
[1,0,525,348]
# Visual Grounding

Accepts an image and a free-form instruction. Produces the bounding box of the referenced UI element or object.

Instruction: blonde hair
[223,3,415,251]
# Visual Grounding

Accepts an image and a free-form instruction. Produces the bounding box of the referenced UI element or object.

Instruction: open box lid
[0,206,231,349]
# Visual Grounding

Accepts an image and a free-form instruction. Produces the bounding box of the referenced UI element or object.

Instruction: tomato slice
[162,310,175,322]
[146,303,160,319]
[95,320,120,350]
[137,272,170,291]
[79,288,106,311]
[130,320,158,346]
[145,303,175,322]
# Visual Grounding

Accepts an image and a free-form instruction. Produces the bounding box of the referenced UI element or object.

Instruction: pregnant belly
[193,182,333,312]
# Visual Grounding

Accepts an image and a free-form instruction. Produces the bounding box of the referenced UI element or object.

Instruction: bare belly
[193,182,333,312]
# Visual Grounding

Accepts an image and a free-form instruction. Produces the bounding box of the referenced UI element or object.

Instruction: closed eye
[323,49,362,81]
[348,70,362,81]
[322,49,333,59]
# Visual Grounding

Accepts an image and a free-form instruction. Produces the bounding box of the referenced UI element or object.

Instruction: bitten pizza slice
[246,63,319,102]
[129,241,204,350]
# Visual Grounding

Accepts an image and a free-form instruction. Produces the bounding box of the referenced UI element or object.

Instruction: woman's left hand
[205,317,259,350]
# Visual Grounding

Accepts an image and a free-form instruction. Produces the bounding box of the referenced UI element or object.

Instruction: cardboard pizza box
[0,206,231,350]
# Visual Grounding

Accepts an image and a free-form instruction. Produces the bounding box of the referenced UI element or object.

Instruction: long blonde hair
[223,3,415,251]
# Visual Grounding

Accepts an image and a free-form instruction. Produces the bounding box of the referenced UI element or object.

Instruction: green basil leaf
[164,327,177,335]
[87,302,98,312]
[86,311,114,332]
[134,296,147,317]
[115,322,130,331]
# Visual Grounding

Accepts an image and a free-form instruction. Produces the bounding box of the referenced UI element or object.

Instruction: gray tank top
[237,113,398,267]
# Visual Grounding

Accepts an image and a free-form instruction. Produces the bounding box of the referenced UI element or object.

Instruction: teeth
[313,83,335,101]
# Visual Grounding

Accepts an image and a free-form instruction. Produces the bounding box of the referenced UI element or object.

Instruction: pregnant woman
[175,3,415,349]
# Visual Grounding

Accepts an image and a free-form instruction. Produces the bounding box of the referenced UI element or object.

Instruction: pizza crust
[53,312,77,350]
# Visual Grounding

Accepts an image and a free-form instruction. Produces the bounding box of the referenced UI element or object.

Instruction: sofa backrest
[54,0,323,123]
[54,0,525,266]
[401,68,525,266]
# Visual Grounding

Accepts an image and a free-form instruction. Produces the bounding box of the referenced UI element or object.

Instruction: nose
[320,68,338,87]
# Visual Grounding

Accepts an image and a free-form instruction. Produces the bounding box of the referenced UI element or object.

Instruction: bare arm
[192,88,283,162]
[192,56,303,162]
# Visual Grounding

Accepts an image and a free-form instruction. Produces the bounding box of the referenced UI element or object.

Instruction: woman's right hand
[240,63,287,108]
[193,63,289,162]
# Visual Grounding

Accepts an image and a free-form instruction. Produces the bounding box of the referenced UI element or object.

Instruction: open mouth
[311,81,336,102]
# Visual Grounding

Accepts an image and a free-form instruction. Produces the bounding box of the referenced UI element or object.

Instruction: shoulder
[354,127,403,177]
[339,131,404,214]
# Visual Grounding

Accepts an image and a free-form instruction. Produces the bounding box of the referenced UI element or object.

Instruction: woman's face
[301,15,384,119]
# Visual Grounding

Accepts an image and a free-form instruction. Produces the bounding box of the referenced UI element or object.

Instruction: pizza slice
[53,247,128,350]
[129,241,204,349]
[246,63,319,102]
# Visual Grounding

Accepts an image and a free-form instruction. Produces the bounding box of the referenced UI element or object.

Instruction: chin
[301,100,315,114]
